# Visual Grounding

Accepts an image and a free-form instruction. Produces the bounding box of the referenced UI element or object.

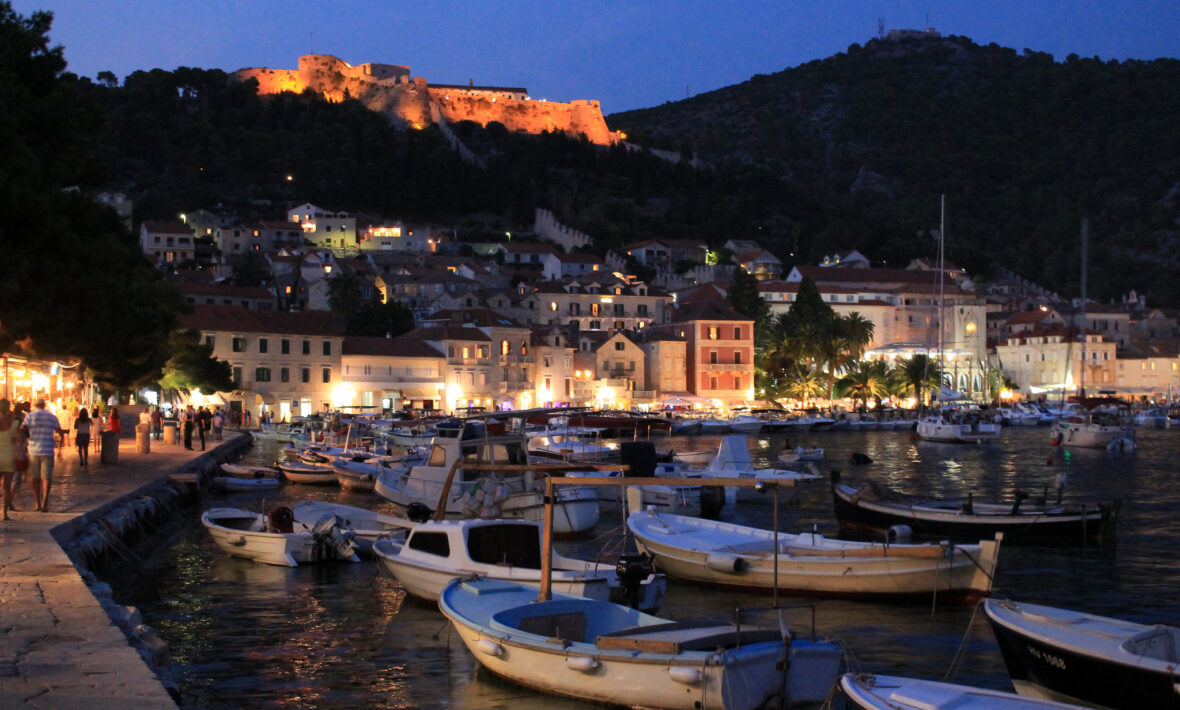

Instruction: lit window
[708,327,719,340]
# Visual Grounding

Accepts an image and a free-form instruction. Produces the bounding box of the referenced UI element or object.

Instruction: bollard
[163,421,178,445]
[100,430,119,464]
[136,424,150,454]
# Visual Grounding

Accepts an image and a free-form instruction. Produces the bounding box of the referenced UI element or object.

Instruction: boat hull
[983,599,1180,710]
[840,673,1087,709]
[629,510,1001,599]
[201,508,360,567]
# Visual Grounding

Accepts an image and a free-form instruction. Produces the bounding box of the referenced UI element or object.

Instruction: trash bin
[163,421,178,445]
[100,429,119,464]
[136,423,151,454]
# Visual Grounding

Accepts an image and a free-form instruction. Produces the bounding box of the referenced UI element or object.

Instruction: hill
[608,34,1180,304]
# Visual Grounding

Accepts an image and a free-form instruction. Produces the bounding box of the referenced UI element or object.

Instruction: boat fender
[565,656,598,673]
[887,525,912,543]
[705,553,748,574]
[476,638,504,657]
[668,666,702,685]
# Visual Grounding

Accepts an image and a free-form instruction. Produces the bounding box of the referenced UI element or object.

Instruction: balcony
[700,362,749,372]
[446,357,486,366]
[632,390,656,400]
[498,382,508,393]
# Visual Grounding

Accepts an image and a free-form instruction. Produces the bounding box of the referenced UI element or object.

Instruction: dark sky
[13,0,1180,113]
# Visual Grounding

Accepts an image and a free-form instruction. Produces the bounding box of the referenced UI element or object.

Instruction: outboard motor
[619,441,658,477]
[311,513,358,560]
[1010,490,1029,515]
[406,501,433,523]
[268,506,294,534]
[613,554,654,610]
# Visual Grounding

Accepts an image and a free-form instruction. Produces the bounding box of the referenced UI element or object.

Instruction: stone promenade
[0,426,249,709]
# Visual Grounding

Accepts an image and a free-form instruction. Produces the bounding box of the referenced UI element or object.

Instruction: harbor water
[115,427,1180,708]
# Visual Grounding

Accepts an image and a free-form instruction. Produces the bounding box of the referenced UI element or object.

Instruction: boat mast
[937,195,947,398]
[1079,218,1088,400]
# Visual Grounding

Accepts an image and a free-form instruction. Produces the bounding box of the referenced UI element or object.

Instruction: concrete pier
[0,428,251,708]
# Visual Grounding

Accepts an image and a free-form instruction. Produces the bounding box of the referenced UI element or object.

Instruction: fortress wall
[431,93,613,144]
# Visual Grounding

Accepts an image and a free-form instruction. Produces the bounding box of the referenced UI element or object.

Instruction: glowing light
[965,322,977,334]
[331,385,356,408]
[1000,389,1014,400]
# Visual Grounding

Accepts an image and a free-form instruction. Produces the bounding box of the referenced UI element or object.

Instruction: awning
[661,393,713,405]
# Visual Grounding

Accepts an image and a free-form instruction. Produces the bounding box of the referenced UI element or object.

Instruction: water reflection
[116,427,1180,708]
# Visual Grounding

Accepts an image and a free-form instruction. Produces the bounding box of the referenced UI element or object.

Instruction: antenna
[878,17,885,39]
[309,31,314,55]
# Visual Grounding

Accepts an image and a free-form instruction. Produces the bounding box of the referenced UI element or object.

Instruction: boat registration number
[1027,645,1067,670]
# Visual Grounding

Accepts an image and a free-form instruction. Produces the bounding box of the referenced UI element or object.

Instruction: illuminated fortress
[233,55,618,145]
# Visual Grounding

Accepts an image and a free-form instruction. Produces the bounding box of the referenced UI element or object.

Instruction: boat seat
[596,620,782,654]
[517,611,589,644]
[1122,625,1180,662]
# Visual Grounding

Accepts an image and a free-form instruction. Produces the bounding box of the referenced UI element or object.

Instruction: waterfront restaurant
[1,353,89,411]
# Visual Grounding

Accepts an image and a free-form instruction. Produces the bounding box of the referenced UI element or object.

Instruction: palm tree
[327,268,363,326]
[895,354,942,411]
[782,363,826,406]
[836,360,890,412]
[815,314,876,407]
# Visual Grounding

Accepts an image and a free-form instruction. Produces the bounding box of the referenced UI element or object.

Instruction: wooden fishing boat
[439,577,842,710]
[983,598,1180,709]
[831,472,1120,544]
[840,673,1088,710]
[628,508,1003,600]
[275,460,339,485]
[201,506,360,567]
[290,501,410,557]
[373,517,665,613]
[211,476,281,492]
[219,463,280,479]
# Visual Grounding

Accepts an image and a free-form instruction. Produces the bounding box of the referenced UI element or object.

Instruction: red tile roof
[142,221,194,235]
[180,305,339,336]
[343,336,443,358]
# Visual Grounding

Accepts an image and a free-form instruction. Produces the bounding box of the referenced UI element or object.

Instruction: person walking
[212,410,223,441]
[23,398,61,512]
[0,399,23,520]
[151,406,163,440]
[107,406,122,437]
[196,406,207,450]
[73,407,91,466]
[182,405,194,450]
[90,406,103,454]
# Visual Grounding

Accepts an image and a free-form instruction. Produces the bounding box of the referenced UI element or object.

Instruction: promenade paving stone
[0,427,252,709]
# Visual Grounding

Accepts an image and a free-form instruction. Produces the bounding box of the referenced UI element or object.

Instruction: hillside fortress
[233,55,619,145]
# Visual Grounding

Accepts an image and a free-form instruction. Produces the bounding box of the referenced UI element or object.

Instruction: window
[734,326,742,340]
[302,340,311,355]
[322,367,331,383]
[591,303,600,317]
[255,367,271,382]
[638,304,648,316]
[544,376,551,389]
[323,341,331,356]
[520,341,528,356]
[543,356,551,367]
[501,340,509,355]
[281,339,290,355]
[708,326,719,340]
[615,341,625,351]
[589,321,601,330]
[734,375,742,390]
[710,376,718,390]
[710,350,718,364]
[232,337,246,353]
[615,321,624,330]
[614,304,624,316]
[280,367,289,383]
[408,531,450,557]
[735,350,743,364]
[301,367,310,383]
[462,346,470,359]
[232,366,242,385]
[258,338,268,354]
[204,336,215,349]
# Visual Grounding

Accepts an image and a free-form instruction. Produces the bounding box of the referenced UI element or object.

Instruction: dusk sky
[12,0,1180,114]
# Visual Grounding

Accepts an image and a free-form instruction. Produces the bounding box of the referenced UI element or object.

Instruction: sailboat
[916,196,1001,443]
[1048,219,1136,451]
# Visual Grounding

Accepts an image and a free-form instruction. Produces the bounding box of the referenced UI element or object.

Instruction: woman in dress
[90,406,103,454]
[0,399,24,520]
[73,407,91,466]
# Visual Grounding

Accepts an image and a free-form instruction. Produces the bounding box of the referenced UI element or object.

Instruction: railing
[632,390,656,400]
[700,362,749,371]
[446,357,487,366]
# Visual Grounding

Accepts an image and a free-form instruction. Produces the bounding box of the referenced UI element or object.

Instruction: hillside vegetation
[609,35,1180,304]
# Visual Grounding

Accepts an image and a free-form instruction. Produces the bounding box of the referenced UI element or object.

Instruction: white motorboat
[374,414,600,536]
[290,500,410,556]
[777,445,824,464]
[527,432,618,464]
[628,508,1003,599]
[439,577,843,710]
[725,414,765,434]
[219,463,280,479]
[388,423,437,447]
[275,460,339,485]
[373,517,665,613]
[916,406,1002,443]
[330,455,410,492]
[201,506,360,567]
[211,476,281,492]
[696,417,731,434]
[1051,404,1136,449]
[983,598,1180,709]
[840,673,1088,710]
[696,435,821,502]
[669,448,712,466]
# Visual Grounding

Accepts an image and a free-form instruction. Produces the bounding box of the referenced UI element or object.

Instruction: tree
[158,329,233,397]
[836,360,889,411]
[895,354,941,410]
[96,69,117,87]
[326,269,363,325]
[781,363,826,406]
[231,251,272,287]
[725,266,771,343]
[0,3,184,388]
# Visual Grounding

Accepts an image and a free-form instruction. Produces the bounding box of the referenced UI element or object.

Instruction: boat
[388,422,438,447]
[374,411,600,536]
[201,506,360,567]
[1134,406,1171,429]
[725,414,765,434]
[777,445,824,464]
[669,448,712,466]
[916,404,1002,443]
[1050,400,1136,450]
[275,460,339,485]
[219,463,280,479]
[831,472,1120,544]
[330,455,409,492]
[696,417,731,434]
[840,673,1089,710]
[211,476,282,492]
[566,442,701,516]
[527,432,618,464]
[439,577,843,710]
[669,418,702,435]
[290,500,410,556]
[983,598,1180,709]
[695,434,821,502]
[372,517,665,613]
[628,508,1003,599]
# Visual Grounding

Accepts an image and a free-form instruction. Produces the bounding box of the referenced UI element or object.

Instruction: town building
[140,221,195,264]
[287,203,357,250]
